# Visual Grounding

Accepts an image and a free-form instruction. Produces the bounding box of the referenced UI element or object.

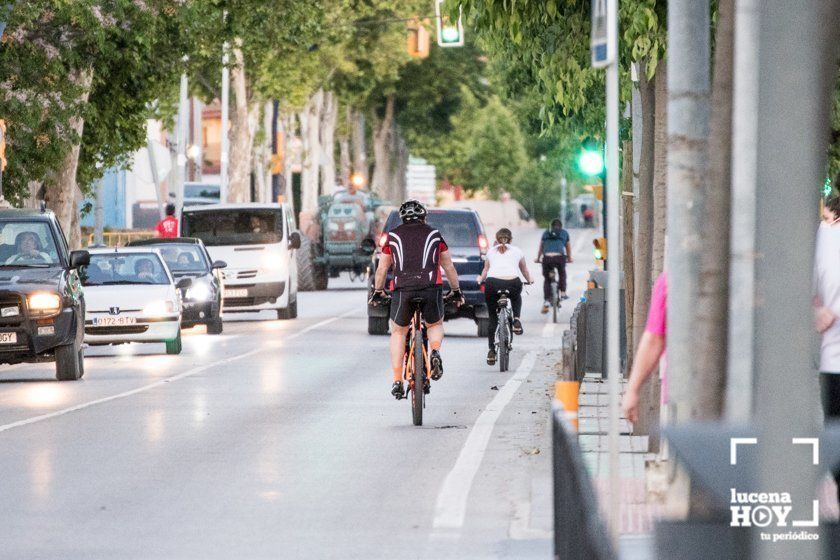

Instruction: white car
[180,203,300,320]
[81,248,190,354]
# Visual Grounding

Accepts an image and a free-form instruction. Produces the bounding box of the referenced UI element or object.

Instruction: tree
[0,1,186,247]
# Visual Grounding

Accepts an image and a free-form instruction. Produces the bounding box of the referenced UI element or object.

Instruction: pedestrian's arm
[518,258,533,284]
[373,253,392,291]
[477,258,490,284]
[440,251,460,290]
[535,240,543,263]
[622,331,665,422]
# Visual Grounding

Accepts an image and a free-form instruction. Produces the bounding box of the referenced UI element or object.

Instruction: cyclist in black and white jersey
[369,200,464,399]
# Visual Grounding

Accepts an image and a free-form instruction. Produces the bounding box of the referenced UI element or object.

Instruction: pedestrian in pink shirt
[622,272,668,422]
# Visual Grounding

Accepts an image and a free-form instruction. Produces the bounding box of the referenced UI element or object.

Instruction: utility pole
[726,0,758,421]
[176,69,188,213]
[666,0,710,423]
[560,177,568,223]
[603,0,620,545]
[220,37,230,203]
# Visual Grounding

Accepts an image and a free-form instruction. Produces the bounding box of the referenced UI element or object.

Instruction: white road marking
[432,350,538,529]
[0,310,357,435]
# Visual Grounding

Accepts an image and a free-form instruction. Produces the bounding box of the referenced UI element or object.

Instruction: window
[157,244,209,273]
[182,209,283,246]
[0,220,61,266]
[81,253,169,286]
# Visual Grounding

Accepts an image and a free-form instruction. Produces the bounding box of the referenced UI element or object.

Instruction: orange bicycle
[403,297,431,426]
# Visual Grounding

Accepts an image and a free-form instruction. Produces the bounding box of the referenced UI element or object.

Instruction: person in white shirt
[815,194,840,504]
[477,228,534,365]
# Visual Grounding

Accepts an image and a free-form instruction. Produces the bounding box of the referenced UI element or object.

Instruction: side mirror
[176,277,192,290]
[289,231,302,250]
[211,260,228,270]
[69,250,90,269]
[360,238,376,255]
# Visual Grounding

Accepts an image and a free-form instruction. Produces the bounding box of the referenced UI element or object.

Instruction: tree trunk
[389,126,408,202]
[252,101,273,203]
[370,95,395,199]
[280,112,295,207]
[299,91,323,236]
[632,60,659,442]
[319,91,338,195]
[339,106,352,187]
[228,46,260,203]
[44,68,92,249]
[694,0,734,419]
[652,61,669,278]
[351,109,368,184]
[622,140,635,376]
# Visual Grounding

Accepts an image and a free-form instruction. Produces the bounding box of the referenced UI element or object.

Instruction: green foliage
[462,96,528,196]
[0,1,186,203]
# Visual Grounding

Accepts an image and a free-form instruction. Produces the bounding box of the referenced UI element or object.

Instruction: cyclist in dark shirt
[369,200,464,399]
[536,218,573,313]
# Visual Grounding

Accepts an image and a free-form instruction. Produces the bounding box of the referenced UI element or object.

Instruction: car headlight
[261,255,284,272]
[327,222,340,231]
[143,300,176,317]
[186,282,212,302]
[28,293,61,315]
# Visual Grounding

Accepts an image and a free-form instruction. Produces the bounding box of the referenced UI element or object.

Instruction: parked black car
[367,208,489,336]
[127,237,226,334]
[0,207,89,379]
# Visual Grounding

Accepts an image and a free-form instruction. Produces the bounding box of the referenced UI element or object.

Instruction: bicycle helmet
[398,199,427,223]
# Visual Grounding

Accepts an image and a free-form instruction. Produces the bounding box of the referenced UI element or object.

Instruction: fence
[85,230,156,247]
[552,399,616,560]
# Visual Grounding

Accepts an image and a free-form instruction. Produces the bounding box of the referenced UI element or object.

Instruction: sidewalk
[577,373,660,559]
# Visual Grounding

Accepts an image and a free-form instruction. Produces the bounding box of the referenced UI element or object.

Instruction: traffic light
[579,149,604,176]
[593,237,607,261]
[406,20,430,58]
[825,177,833,197]
[435,0,464,47]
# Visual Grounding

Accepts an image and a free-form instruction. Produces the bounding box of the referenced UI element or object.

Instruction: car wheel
[55,339,83,381]
[476,318,491,338]
[165,330,182,355]
[206,317,223,335]
[288,296,298,319]
[368,316,389,335]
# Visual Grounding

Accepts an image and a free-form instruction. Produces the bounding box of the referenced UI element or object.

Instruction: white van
[180,203,301,320]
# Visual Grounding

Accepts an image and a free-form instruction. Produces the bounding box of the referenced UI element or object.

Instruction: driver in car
[6,232,50,264]
[135,258,157,282]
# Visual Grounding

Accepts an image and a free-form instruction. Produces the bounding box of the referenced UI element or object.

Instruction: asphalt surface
[0,227,596,559]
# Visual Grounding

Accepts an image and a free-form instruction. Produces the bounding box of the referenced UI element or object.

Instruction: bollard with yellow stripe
[554,381,580,431]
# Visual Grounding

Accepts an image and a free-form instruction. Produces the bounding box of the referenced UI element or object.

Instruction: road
[0,227,596,559]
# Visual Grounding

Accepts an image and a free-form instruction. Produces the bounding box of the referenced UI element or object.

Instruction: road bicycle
[402,297,431,426]
[548,269,561,324]
[493,288,514,372]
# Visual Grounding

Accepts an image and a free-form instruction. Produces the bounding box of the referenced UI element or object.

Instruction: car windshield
[0,220,61,267]
[184,183,220,201]
[182,209,283,246]
[385,211,479,247]
[81,253,170,286]
[155,244,209,273]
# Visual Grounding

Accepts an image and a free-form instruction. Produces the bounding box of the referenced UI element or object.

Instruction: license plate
[224,289,248,298]
[0,332,16,344]
[93,316,137,327]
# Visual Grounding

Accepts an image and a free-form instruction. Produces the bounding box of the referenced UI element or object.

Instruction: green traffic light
[593,248,603,260]
[579,150,604,176]
[441,26,461,43]
[825,177,833,197]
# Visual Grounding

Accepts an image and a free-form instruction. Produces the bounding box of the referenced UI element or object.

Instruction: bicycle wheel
[498,308,510,372]
[551,282,559,324]
[412,327,425,426]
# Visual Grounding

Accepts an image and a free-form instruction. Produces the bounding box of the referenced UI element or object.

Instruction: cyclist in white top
[477,228,534,365]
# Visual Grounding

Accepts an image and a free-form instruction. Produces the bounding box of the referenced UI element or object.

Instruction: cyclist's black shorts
[390,286,444,327]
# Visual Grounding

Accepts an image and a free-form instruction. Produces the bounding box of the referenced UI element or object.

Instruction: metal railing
[84,230,156,247]
[552,401,616,560]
